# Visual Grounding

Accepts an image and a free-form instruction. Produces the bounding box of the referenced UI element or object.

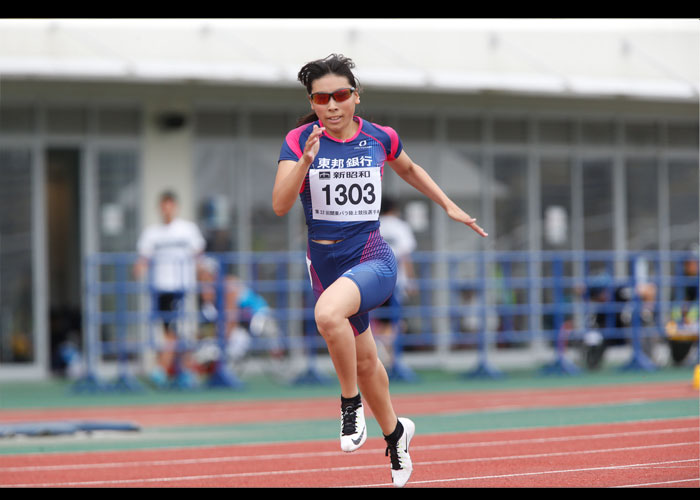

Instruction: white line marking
[1,441,697,487]
[613,477,700,487]
[352,459,700,488]
[1,425,696,472]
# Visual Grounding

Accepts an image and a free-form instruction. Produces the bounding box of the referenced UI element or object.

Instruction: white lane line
[1,424,696,472]
[1,441,697,488]
[613,477,700,487]
[352,459,700,488]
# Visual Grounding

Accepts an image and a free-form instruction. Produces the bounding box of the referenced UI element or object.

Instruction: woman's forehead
[310,73,352,93]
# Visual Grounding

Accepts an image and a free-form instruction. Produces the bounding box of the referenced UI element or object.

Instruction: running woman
[273,54,487,487]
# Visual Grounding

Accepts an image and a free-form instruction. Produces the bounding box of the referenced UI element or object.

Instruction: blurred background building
[0,18,698,380]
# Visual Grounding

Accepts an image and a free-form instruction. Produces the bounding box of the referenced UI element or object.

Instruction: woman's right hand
[302,125,325,163]
[273,125,326,216]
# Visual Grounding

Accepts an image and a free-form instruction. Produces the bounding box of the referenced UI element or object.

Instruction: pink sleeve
[283,125,306,160]
[376,125,402,160]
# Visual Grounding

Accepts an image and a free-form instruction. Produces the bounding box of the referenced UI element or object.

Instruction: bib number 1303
[321,183,376,206]
[309,167,382,222]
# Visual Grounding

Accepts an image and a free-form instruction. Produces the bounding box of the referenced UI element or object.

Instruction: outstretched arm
[387,151,488,238]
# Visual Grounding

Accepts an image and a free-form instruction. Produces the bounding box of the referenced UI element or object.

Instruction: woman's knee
[314,278,361,337]
[314,301,338,336]
[314,297,352,340]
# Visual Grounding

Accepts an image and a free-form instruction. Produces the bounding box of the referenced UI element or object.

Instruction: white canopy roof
[0,18,698,101]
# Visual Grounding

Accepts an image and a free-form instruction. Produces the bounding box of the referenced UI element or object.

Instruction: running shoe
[385,417,415,487]
[340,400,366,452]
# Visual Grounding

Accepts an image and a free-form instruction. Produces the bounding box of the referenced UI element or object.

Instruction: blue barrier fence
[76,250,699,392]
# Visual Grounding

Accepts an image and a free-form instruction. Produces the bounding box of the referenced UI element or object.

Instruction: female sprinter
[273,54,488,487]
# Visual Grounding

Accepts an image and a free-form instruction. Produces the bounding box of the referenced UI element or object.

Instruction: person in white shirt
[133,190,205,386]
[375,197,417,375]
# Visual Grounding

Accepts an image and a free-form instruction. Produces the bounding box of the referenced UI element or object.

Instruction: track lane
[2,417,697,488]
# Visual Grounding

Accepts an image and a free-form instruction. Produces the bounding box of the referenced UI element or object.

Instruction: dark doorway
[45,148,82,375]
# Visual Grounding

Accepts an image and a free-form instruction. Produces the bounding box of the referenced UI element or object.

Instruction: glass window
[382,139,435,251]
[493,155,528,251]
[625,121,660,147]
[668,159,699,251]
[581,120,615,146]
[46,106,88,134]
[0,104,36,133]
[666,122,699,149]
[250,111,294,138]
[96,107,141,136]
[538,119,573,145]
[541,157,572,250]
[626,158,659,250]
[442,149,484,252]
[97,150,140,252]
[0,149,34,364]
[492,155,530,343]
[92,151,141,365]
[194,110,239,138]
[250,137,292,251]
[248,111,300,251]
[194,144,238,252]
[493,118,528,144]
[582,158,614,251]
[395,115,436,141]
[540,157,574,338]
[446,117,482,143]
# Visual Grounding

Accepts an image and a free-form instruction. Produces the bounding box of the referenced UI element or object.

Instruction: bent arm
[272,125,325,216]
[272,158,311,216]
[387,151,488,237]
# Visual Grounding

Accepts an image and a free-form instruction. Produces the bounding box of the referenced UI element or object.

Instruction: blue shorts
[307,229,397,336]
[151,291,185,333]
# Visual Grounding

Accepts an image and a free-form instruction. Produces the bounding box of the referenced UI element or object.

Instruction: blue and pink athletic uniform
[279,116,403,335]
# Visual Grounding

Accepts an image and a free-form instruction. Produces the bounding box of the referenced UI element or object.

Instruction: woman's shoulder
[286,120,317,136]
[359,117,400,138]
[358,117,403,159]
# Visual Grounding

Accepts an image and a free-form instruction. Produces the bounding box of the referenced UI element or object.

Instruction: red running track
[1,418,697,487]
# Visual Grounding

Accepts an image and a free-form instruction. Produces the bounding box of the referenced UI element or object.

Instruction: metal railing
[75,249,699,391]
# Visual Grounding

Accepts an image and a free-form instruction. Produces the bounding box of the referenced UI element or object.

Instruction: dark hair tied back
[296,54,360,126]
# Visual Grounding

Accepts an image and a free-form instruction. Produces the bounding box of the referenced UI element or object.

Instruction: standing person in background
[374,196,417,378]
[134,190,206,388]
[273,54,487,487]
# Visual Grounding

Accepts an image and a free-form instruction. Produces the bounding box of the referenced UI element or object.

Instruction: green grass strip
[1,397,696,456]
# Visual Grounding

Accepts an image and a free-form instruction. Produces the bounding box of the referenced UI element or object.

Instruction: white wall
[141,100,196,226]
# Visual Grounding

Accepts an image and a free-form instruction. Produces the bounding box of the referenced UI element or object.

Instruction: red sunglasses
[309,87,356,105]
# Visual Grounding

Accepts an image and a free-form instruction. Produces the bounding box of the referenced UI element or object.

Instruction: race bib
[309,168,382,222]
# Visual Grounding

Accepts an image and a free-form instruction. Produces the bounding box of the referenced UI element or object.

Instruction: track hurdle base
[619,350,657,372]
[108,374,147,392]
[206,363,246,390]
[292,364,333,386]
[388,359,420,382]
[540,355,582,376]
[462,359,505,379]
[70,372,111,394]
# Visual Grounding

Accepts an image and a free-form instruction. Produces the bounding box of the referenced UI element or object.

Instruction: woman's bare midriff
[312,239,343,245]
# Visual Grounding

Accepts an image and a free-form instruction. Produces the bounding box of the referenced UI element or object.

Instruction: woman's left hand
[447,206,488,237]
